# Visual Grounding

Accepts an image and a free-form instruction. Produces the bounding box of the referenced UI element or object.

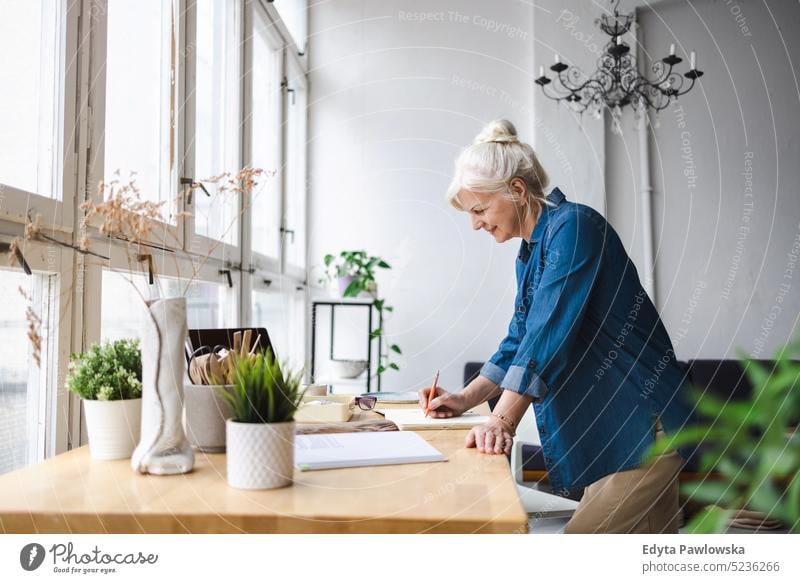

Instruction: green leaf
[643,426,723,459]
[759,444,800,477]
[221,351,303,423]
[680,481,734,506]
[747,482,783,517]
[377,260,390,269]
[787,473,800,528]
[370,328,383,339]
[684,505,733,534]
[390,344,402,355]
[389,363,399,371]
[323,254,334,266]
[384,306,394,312]
[343,279,362,298]
[377,365,386,375]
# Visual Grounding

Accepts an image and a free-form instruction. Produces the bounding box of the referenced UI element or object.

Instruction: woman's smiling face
[457,179,531,243]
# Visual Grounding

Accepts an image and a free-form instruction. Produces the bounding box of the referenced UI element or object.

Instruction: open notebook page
[377,409,490,430]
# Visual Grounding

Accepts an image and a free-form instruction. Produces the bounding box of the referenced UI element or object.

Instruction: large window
[248,5,284,264]
[0,0,63,199]
[0,0,308,469]
[0,0,77,229]
[192,0,242,244]
[103,0,174,208]
[0,271,42,475]
[252,284,306,372]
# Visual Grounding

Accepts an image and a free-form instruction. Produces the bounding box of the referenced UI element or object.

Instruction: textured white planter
[183,384,233,453]
[226,420,295,490]
[131,297,194,475]
[83,398,142,460]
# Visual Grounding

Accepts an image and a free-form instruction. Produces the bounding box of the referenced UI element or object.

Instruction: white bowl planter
[183,384,233,453]
[330,359,368,379]
[226,420,295,490]
[83,398,142,460]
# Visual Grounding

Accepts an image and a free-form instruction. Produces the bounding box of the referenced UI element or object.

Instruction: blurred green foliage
[646,335,800,533]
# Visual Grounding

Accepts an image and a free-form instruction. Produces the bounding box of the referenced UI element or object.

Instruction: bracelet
[490,412,517,435]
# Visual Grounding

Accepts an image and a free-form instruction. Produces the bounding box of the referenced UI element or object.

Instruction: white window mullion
[282,52,308,280]
[247,2,283,273]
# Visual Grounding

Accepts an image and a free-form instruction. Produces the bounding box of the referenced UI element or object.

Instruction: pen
[424,370,439,418]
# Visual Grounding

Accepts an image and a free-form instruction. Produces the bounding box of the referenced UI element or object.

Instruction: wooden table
[0,403,527,533]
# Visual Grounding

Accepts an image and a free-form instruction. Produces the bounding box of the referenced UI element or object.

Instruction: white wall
[308,0,535,392]
[605,0,800,360]
[308,0,800,399]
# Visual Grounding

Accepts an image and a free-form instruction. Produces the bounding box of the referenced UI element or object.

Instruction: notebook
[295,431,446,471]
[376,409,490,431]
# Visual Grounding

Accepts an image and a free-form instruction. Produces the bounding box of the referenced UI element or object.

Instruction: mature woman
[421,119,697,534]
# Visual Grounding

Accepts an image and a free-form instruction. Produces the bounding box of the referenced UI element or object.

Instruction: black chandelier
[535,0,704,133]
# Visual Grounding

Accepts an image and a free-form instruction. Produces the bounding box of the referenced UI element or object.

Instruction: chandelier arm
[556,68,609,95]
[539,82,572,102]
[675,75,698,97]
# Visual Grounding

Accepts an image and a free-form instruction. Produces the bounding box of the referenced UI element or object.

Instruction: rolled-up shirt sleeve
[479,301,524,385]
[500,211,604,402]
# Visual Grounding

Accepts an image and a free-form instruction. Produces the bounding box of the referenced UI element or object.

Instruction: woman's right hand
[418,386,469,418]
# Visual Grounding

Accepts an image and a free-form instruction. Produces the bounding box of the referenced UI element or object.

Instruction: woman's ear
[509,177,528,200]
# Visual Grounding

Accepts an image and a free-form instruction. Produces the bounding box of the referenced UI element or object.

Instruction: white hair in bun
[473,119,520,145]
[446,119,550,214]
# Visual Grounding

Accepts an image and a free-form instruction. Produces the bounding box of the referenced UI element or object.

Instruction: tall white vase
[131,297,194,475]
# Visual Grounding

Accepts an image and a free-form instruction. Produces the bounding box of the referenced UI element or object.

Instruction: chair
[463,363,579,518]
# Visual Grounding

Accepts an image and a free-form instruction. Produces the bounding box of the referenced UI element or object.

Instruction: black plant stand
[310,299,383,392]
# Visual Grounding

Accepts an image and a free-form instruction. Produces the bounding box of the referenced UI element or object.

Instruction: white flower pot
[226,420,295,490]
[83,398,142,460]
[183,384,233,452]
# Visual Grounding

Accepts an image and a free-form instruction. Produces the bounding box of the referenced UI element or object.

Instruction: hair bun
[473,119,519,145]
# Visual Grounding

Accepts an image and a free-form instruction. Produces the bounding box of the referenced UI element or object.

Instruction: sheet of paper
[295,431,446,471]
[377,408,490,430]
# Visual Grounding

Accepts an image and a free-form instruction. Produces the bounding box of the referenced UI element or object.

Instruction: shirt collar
[518,187,565,261]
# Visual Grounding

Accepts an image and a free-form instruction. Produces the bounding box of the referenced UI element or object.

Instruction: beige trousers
[563,418,685,534]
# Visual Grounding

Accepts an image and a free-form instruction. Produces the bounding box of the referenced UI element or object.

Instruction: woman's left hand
[465,417,514,455]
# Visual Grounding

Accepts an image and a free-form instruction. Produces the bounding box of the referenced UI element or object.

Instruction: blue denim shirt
[480,187,698,495]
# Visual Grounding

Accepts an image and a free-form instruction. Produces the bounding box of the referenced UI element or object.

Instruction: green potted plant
[216,351,305,490]
[67,339,142,460]
[645,335,800,533]
[322,250,388,298]
[320,250,403,379]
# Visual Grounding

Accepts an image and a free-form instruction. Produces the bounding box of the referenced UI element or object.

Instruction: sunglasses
[354,396,378,411]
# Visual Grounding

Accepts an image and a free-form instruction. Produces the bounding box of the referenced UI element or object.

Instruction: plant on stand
[66,339,142,460]
[320,250,403,380]
[216,350,305,490]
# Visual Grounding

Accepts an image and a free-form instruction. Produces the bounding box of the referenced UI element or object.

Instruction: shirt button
[528,360,537,369]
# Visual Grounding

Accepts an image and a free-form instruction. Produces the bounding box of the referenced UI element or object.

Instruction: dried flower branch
[9,166,271,368]
[81,176,166,249]
[18,286,42,367]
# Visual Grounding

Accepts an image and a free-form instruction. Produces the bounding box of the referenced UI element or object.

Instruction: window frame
[282,52,308,279]
[0,0,80,235]
[85,0,186,253]
[244,0,285,274]
[182,0,245,263]
[0,0,309,466]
